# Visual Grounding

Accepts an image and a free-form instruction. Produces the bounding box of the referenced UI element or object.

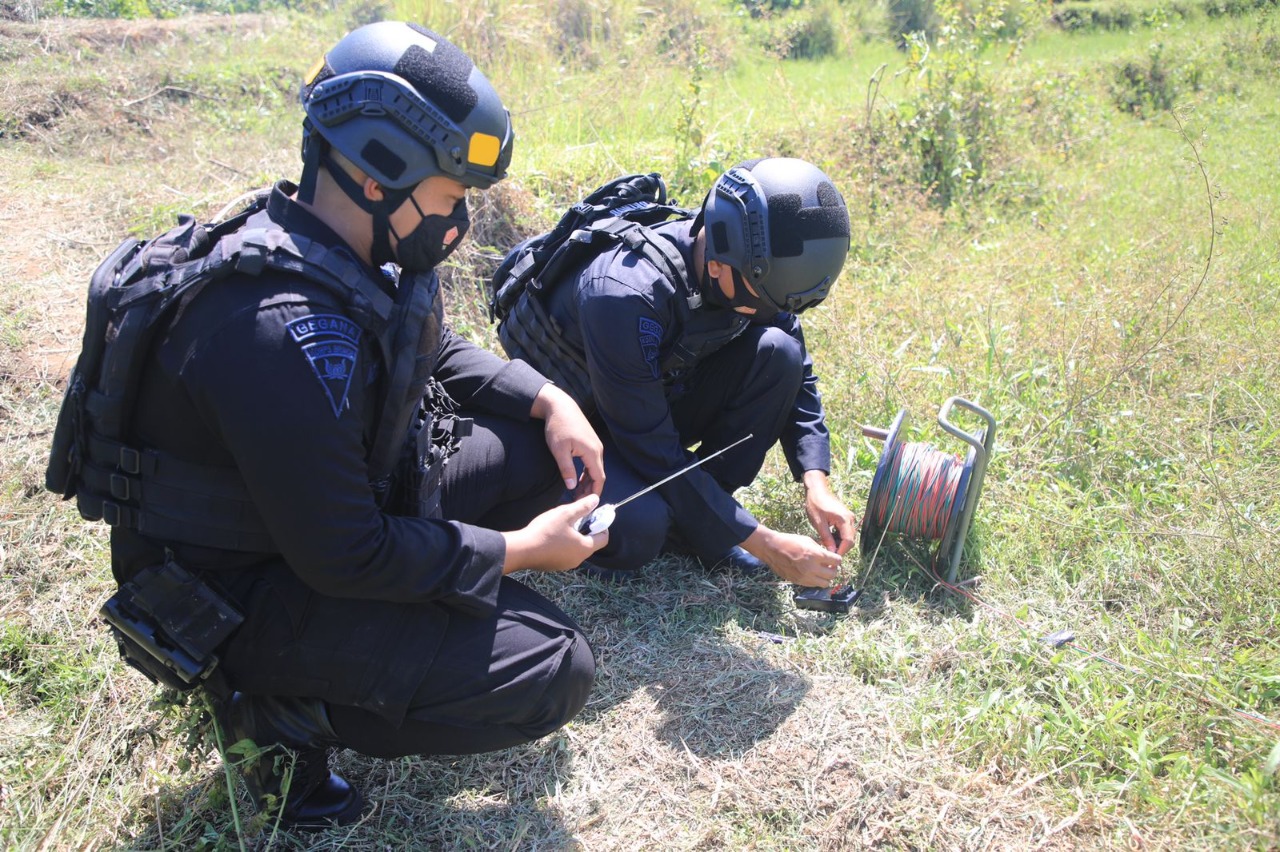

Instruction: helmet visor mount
[305,70,513,190]
[706,167,787,314]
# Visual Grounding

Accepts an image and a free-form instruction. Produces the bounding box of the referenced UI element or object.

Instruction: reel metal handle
[937,396,997,459]
[934,397,997,582]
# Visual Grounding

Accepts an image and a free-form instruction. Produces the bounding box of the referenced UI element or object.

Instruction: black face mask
[703,262,776,319]
[392,196,470,272]
[701,262,732,310]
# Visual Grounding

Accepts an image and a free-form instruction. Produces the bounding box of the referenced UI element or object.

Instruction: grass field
[1,0,1278,848]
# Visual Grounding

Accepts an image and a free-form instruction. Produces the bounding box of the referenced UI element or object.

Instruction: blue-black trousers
[163,413,597,760]
[322,412,596,758]
[587,324,806,571]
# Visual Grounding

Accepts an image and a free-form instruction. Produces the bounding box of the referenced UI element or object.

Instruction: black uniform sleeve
[181,291,505,617]
[578,275,757,556]
[433,326,550,421]
[775,312,832,480]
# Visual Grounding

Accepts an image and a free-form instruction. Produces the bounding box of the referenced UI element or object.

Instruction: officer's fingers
[563,495,601,536]
[817,524,837,553]
[834,518,856,556]
[571,469,593,499]
[568,492,599,517]
[809,542,841,568]
[550,446,579,491]
[576,443,605,495]
[814,551,841,573]
[582,457,606,496]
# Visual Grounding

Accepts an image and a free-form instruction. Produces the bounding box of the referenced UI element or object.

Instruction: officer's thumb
[570,493,600,519]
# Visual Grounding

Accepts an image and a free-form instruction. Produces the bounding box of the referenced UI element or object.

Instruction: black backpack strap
[488,173,690,323]
[593,217,699,308]
[206,228,397,332]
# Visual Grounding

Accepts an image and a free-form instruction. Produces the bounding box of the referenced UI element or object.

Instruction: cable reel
[859,397,997,583]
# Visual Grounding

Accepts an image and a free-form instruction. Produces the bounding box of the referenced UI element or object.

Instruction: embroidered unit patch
[287,314,361,417]
[637,317,663,379]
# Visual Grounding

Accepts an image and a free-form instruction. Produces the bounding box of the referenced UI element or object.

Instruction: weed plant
[1,1,1279,849]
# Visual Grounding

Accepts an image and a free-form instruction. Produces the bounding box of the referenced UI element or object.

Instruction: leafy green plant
[888,0,940,43]
[767,0,841,58]
[1109,40,1205,115]
[670,35,726,198]
[891,0,1048,208]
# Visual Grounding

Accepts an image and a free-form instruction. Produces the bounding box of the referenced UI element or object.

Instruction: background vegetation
[1,0,1278,848]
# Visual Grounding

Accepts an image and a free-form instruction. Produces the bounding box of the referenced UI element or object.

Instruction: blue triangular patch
[638,316,663,379]
[286,314,361,417]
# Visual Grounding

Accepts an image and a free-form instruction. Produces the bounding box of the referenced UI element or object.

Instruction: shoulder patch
[286,313,361,417]
[638,316,663,379]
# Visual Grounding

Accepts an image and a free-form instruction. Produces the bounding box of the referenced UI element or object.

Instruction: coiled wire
[868,441,964,541]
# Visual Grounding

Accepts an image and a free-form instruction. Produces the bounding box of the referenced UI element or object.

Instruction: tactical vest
[497,222,751,413]
[46,193,447,553]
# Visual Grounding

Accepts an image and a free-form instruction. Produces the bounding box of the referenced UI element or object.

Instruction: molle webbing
[78,434,275,552]
[498,293,594,411]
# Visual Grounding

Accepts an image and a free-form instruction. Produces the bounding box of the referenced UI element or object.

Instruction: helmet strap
[297,121,324,205]
[730,268,775,315]
[690,205,706,239]
[319,154,414,268]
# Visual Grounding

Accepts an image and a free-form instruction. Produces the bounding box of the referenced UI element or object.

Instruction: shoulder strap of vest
[189,227,396,331]
[591,217,702,311]
[367,268,443,488]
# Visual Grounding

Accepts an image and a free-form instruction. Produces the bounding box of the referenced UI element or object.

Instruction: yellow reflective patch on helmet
[304,57,326,86]
[468,133,501,168]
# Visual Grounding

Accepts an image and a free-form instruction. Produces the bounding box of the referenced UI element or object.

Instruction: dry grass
[3,7,1279,851]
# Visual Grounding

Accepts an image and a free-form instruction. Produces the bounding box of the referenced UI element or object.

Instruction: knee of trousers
[587,490,670,572]
[518,628,596,740]
[749,326,805,389]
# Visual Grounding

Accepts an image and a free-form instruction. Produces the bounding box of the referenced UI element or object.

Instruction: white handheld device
[576,434,753,535]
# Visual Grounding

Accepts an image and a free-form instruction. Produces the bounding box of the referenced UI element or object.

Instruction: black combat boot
[217,692,364,829]
[702,545,771,577]
[665,529,771,578]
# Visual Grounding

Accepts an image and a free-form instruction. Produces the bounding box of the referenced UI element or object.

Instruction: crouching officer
[497,158,856,586]
[47,22,607,830]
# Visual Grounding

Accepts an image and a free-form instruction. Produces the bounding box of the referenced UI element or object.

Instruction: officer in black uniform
[499,158,856,587]
[60,23,610,829]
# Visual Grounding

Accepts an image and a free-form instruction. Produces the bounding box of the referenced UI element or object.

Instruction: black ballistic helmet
[298,21,514,193]
[702,158,851,314]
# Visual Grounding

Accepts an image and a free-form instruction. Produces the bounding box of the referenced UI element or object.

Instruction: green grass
[2,0,1280,848]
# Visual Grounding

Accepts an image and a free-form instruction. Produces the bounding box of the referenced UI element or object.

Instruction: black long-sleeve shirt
[113,183,549,619]
[541,218,831,557]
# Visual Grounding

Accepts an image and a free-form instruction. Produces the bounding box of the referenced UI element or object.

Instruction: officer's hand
[742,525,841,588]
[802,470,858,558]
[530,383,606,497]
[501,494,607,574]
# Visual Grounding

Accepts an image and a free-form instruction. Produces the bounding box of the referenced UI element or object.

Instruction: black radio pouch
[402,410,472,520]
[387,380,472,520]
[99,558,244,692]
